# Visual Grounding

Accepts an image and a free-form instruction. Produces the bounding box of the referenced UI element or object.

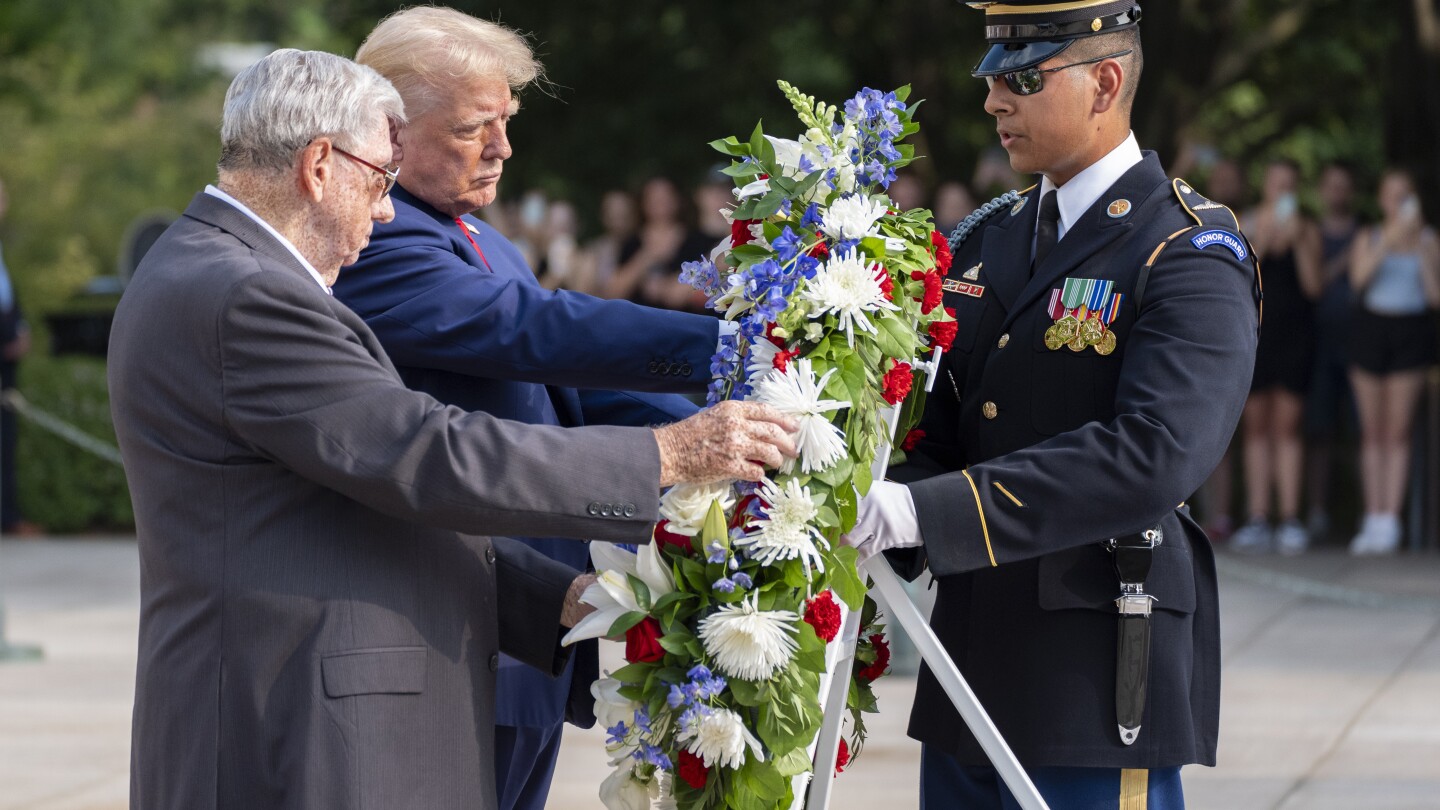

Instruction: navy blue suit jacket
[334,185,717,727]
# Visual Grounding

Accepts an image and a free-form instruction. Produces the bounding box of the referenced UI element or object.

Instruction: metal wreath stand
[798,350,1050,810]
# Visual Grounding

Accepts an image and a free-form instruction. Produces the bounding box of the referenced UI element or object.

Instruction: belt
[1106,525,1162,746]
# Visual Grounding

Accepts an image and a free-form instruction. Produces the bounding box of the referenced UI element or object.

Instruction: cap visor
[971,40,1074,77]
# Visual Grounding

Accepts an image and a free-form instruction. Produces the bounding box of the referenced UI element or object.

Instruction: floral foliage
[568,82,952,810]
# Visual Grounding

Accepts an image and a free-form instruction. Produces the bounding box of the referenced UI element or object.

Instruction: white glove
[842,480,922,564]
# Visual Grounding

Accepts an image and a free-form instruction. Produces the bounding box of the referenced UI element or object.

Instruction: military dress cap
[965,0,1143,77]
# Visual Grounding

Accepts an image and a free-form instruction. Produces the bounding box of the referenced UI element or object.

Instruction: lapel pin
[1107,199,1132,218]
[1011,196,1028,216]
[963,263,982,281]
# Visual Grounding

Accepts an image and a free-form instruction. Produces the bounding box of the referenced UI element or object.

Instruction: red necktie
[455,218,492,271]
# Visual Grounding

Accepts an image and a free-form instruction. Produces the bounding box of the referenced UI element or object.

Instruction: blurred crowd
[479,154,1440,559]
[1198,159,1440,557]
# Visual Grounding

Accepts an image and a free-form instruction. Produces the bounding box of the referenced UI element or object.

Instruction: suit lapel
[980,188,1040,317]
[182,193,320,291]
[1005,154,1169,328]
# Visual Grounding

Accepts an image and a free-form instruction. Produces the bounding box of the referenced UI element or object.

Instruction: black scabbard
[1108,526,1161,746]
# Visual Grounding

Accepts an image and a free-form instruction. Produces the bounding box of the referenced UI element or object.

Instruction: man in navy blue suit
[333,8,725,810]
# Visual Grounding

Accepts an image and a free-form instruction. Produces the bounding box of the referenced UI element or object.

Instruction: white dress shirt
[204,185,331,294]
[1037,131,1143,242]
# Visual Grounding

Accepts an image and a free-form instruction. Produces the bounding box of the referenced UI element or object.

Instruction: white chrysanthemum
[745,338,781,380]
[697,596,800,682]
[659,481,736,536]
[680,707,767,770]
[735,478,829,575]
[749,358,850,474]
[802,252,902,346]
[820,193,888,241]
[562,543,673,646]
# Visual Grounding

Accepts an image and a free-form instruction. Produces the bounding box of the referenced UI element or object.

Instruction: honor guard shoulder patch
[1191,229,1249,262]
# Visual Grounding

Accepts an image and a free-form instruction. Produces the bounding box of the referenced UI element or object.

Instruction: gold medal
[1096,329,1117,356]
[1079,316,1104,346]
[1053,315,1078,343]
[1067,332,1087,352]
[1044,324,1066,351]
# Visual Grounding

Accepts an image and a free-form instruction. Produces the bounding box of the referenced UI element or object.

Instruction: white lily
[562,543,674,646]
[735,177,770,200]
[600,763,653,810]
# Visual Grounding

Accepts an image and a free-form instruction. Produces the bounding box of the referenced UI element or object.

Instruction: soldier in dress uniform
[844,2,1261,807]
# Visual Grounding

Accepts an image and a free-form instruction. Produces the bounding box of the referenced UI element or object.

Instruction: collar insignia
[1107,199,1132,218]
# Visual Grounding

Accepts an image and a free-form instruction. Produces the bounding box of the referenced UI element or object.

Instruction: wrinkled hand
[841,480,923,564]
[561,573,598,629]
[653,401,798,486]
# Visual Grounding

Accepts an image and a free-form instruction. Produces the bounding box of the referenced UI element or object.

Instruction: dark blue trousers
[493,722,564,810]
[921,746,1185,810]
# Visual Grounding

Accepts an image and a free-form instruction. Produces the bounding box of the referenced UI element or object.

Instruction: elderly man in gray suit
[107,49,794,810]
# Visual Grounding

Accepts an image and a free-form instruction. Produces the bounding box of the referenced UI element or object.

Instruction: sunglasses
[333,147,400,199]
[984,49,1134,96]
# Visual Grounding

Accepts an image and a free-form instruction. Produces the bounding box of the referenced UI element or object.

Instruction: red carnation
[731,218,758,247]
[654,520,693,555]
[876,266,895,301]
[835,738,851,774]
[624,617,665,664]
[881,360,913,405]
[901,429,926,451]
[911,269,943,314]
[809,240,830,259]
[772,346,799,374]
[928,318,958,354]
[930,231,953,276]
[803,590,843,642]
[856,633,891,681]
[678,749,709,789]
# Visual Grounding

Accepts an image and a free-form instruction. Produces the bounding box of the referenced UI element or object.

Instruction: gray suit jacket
[108,193,662,810]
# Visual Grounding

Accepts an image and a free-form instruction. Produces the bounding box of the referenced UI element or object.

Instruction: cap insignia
[1091,17,1103,31]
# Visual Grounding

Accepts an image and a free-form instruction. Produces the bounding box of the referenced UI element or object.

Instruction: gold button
[997,333,1010,349]
[983,401,998,420]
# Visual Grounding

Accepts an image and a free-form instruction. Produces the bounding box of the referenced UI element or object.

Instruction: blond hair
[356,6,542,118]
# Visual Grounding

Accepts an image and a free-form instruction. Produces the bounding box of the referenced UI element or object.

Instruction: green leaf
[830,545,866,611]
[752,191,787,219]
[607,610,648,637]
[723,161,764,179]
[626,573,652,612]
[773,746,813,778]
[729,243,773,262]
[608,661,655,685]
[651,589,695,615]
[894,84,912,103]
[709,136,751,157]
[793,620,826,673]
[728,677,767,707]
[658,631,694,656]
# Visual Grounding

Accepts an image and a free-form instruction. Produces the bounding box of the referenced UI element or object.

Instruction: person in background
[534,199,584,292]
[933,180,978,235]
[605,176,710,311]
[0,176,34,536]
[1232,159,1324,554]
[887,173,927,212]
[583,189,638,296]
[1346,168,1440,554]
[1304,161,1362,540]
[1196,156,1249,543]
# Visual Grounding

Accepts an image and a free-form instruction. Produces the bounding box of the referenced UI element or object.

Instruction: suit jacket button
[587,502,601,516]
[648,360,659,373]
[679,363,692,376]
[983,401,999,420]
[622,504,636,517]
[488,653,499,672]
[485,546,497,564]
[997,333,1010,349]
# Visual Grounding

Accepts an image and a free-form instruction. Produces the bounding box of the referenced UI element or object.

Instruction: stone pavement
[1,538,1437,810]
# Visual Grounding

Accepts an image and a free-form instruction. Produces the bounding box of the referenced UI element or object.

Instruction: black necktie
[1032,190,1060,275]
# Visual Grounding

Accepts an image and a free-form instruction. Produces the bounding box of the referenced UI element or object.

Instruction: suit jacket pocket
[321,647,427,698]
[1036,531,1197,616]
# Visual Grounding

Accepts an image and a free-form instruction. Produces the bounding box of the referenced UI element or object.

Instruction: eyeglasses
[333,147,400,199]
[984,49,1134,96]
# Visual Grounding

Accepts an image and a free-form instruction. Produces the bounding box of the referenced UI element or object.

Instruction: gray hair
[357,7,542,118]
[218,48,406,173]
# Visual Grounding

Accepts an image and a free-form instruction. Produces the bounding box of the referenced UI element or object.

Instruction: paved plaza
[1,538,1437,809]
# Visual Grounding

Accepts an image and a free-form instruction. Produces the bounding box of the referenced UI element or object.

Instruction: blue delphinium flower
[772,226,802,264]
[605,721,629,746]
[705,378,727,407]
[712,577,736,593]
[732,571,753,589]
[801,201,823,230]
[668,684,687,709]
[706,542,727,564]
[635,743,671,769]
[679,256,720,297]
